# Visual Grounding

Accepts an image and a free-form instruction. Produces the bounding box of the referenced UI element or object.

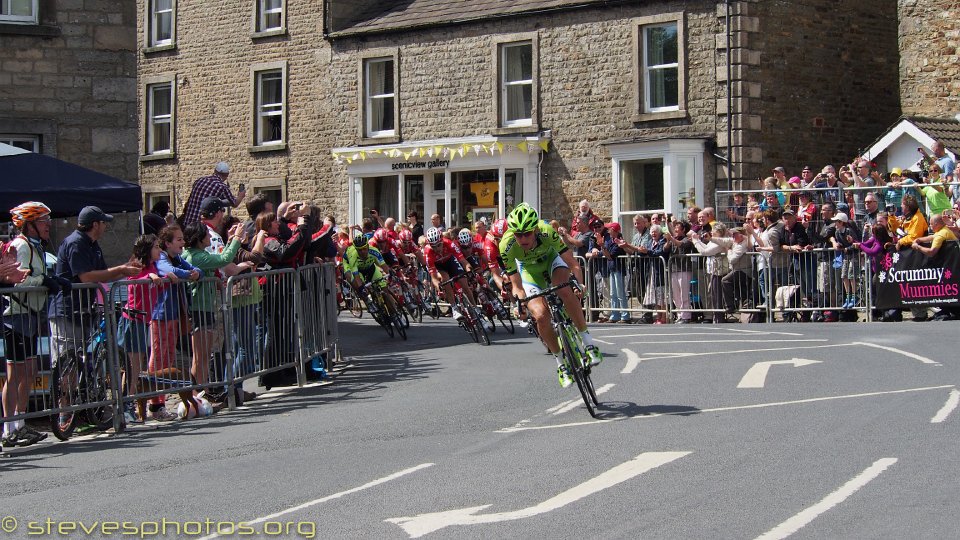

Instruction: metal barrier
[1,264,339,433]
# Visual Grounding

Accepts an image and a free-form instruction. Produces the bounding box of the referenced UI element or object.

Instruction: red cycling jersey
[483,233,504,273]
[423,237,466,274]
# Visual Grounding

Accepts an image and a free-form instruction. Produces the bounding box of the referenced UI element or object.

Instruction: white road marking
[737,359,823,389]
[629,339,827,345]
[386,452,690,538]
[495,385,955,433]
[592,338,615,345]
[552,384,615,415]
[197,463,435,540]
[851,341,940,365]
[753,458,898,540]
[930,389,960,423]
[724,328,805,337]
[621,348,642,374]
[593,331,732,338]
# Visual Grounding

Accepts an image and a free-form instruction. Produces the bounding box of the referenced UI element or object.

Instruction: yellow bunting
[359,151,366,160]
[373,148,383,154]
[403,151,412,161]
[539,140,550,152]
[418,147,426,158]
[434,146,443,157]
[458,146,466,158]
[517,141,528,153]
[496,142,504,153]
[472,144,482,155]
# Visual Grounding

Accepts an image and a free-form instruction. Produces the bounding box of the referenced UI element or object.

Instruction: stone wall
[0,0,138,263]
[899,0,960,117]
[740,0,901,187]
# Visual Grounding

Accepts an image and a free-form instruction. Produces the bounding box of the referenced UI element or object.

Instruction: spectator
[855,221,894,321]
[180,162,245,226]
[642,224,670,324]
[602,223,630,323]
[182,222,251,393]
[797,191,817,223]
[799,165,815,192]
[584,218,607,321]
[761,178,786,207]
[781,208,814,312]
[932,140,956,179]
[726,193,747,224]
[150,225,201,421]
[664,220,694,323]
[407,211,424,241]
[746,193,761,213]
[848,159,877,215]
[620,215,652,319]
[884,168,905,215]
[893,195,929,250]
[772,166,789,189]
[759,191,782,212]
[910,214,957,257]
[753,209,790,308]
[719,226,754,314]
[575,199,596,225]
[896,170,922,202]
[430,213,444,232]
[862,193,880,238]
[690,222,730,323]
[243,192,273,240]
[807,167,843,205]
[118,235,164,424]
[830,212,861,309]
[920,164,952,220]
[48,207,142,426]
[686,207,702,232]
[785,176,802,210]
[3,202,60,447]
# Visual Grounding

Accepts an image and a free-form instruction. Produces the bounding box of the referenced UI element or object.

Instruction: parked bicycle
[49,302,127,440]
[521,280,600,417]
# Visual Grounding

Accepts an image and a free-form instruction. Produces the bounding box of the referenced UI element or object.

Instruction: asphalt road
[1,316,958,539]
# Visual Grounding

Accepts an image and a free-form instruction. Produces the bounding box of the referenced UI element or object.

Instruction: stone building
[0,0,138,260]
[137,0,900,237]
[898,0,960,118]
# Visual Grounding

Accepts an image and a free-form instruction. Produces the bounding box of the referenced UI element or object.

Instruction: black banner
[876,242,960,309]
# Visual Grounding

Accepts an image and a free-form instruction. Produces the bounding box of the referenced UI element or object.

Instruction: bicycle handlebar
[518,279,581,305]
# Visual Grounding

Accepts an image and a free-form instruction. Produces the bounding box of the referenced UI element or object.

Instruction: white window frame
[0,0,38,24]
[143,187,175,216]
[145,0,175,50]
[609,139,705,223]
[0,134,39,152]
[146,82,173,155]
[632,12,686,122]
[254,0,285,34]
[250,61,287,150]
[500,42,533,128]
[364,57,396,138]
[141,74,176,160]
[642,22,680,113]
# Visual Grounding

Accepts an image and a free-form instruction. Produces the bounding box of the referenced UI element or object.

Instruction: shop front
[333,136,547,230]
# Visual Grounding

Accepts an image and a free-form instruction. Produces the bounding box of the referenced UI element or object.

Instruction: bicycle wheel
[83,343,116,431]
[49,352,81,441]
[565,326,599,406]
[470,306,491,346]
[348,291,364,318]
[498,310,516,334]
[558,327,596,417]
[393,315,407,340]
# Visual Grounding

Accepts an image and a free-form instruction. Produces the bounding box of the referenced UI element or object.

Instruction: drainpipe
[725,0,733,191]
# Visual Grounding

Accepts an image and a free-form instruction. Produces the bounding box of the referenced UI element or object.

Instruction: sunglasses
[515,230,536,238]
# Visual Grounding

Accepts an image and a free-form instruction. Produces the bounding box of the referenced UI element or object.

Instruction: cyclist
[369,228,400,267]
[457,229,482,270]
[343,234,398,315]
[500,203,602,388]
[423,227,480,322]
[484,218,509,293]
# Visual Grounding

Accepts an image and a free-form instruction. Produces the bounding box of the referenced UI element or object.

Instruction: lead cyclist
[500,203,602,388]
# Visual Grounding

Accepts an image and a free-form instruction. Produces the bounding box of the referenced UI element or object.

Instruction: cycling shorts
[518,254,568,297]
[434,257,465,279]
[358,264,385,287]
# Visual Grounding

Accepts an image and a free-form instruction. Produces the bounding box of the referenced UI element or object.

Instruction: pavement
[0,315,958,539]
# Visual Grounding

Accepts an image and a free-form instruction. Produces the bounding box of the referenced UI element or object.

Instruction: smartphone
[238,183,245,192]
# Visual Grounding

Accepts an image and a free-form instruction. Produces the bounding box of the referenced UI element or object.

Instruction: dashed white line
[753,458,898,540]
[931,389,960,423]
[495,385,955,433]
[197,463,434,540]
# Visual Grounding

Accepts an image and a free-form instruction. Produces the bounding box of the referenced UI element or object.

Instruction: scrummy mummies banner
[876,242,960,309]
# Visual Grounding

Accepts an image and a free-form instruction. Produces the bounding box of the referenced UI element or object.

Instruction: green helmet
[507,203,539,233]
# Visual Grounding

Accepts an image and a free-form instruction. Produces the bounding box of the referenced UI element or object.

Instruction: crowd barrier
[577,251,876,323]
[0,264,339,433]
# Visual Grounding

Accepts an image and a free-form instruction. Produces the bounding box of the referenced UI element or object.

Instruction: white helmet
[457,229,473,247]
[425,227,442,245]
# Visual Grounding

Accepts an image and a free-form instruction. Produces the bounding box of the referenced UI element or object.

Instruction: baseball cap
[604,222,622,234]
[215,161,230,174]
[78,206,114,226]
[788,176,802,185]
[781,208,796,216]
[802,165,812,172]
[890,167,903,176]
[831,212,849,223]
[773,166,785,173]
[200,197,229,216]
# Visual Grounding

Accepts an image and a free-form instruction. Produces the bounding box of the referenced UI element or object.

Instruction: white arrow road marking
[197,463,434,540]
[754,458,897,540]
[495,385,955,433]
[622,349,695,374]
[737,359,823,388]
[931,389,960,423]
[552,384,615,415]
[386,452,690,538]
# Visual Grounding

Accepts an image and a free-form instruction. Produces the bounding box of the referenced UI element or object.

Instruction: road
[1,316,958,539]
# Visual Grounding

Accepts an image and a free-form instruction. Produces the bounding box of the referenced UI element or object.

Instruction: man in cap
[180,161,246,226]
[47,207,142,425]
[772,166,788,189]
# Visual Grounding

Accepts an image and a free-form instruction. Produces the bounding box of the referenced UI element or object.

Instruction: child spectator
[150,225,202,421]
[118,235,164,423]
[830,213,862,309]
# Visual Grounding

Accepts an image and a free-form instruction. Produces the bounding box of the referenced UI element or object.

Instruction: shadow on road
[594,402,701,420]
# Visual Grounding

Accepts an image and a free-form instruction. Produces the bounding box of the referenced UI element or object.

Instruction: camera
[885,204,895,213]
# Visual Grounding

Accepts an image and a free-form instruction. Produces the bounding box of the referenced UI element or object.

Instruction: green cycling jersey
[343,245,385,276]
[498,221,568,283]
